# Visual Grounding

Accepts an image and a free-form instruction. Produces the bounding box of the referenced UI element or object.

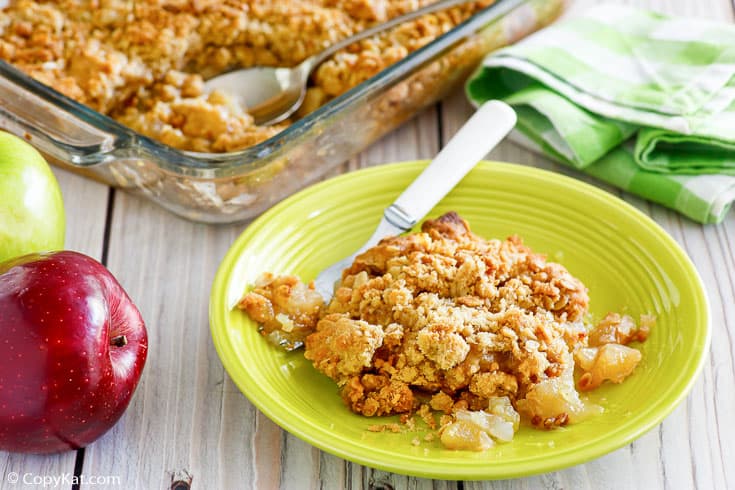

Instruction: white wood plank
[0,167,108,488]
[665,217,735,490]
[53,168,111,256]
[358,471,458,490]
[76,193,245,489]
[349,105,441,167]
[326,104,441,178]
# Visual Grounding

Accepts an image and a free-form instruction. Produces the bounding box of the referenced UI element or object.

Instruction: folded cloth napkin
[466,3,735,223]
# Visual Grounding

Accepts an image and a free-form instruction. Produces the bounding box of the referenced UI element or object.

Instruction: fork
[313,100,517,302]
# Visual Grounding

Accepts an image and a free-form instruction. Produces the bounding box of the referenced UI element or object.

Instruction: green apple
[0,131,65,263]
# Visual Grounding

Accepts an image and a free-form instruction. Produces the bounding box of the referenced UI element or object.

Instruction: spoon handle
[389,100,516,229]
[308,0,476,69]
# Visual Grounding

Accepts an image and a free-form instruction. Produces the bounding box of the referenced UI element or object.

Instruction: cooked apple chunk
[238,273,324,350]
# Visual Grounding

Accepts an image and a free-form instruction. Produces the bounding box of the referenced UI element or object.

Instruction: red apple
[0,251,147,453]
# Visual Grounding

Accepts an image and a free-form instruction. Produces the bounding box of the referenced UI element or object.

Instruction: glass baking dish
[0,0,562,224]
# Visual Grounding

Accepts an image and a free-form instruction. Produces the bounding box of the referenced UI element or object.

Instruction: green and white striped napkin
[467,3,735,224]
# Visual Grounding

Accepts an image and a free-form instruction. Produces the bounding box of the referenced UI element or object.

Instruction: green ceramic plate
[209,161,710,480]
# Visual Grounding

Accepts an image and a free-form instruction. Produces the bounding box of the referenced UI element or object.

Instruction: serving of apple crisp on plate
[209,161,709,479]
[238,211,653,451]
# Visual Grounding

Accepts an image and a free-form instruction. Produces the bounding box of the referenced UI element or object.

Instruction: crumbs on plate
[238,212,653,451]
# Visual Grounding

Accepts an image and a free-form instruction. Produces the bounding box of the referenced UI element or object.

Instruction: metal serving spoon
[204,0,477,126]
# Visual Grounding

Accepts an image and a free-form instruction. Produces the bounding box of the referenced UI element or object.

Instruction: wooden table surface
[2,0,734,489]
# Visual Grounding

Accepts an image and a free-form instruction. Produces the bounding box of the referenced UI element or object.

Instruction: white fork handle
[313,100,516,301]
[387,100,517,229]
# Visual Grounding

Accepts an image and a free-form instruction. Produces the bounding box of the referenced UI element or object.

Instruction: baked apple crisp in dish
[238,212,652,451]
[0,1,562,222]
[0,0,496,153]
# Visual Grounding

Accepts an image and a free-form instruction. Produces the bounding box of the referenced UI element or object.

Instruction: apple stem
[111,335,128,347]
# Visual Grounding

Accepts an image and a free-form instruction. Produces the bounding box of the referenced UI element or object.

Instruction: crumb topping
[238,212,652,450]
[0,0,492,152]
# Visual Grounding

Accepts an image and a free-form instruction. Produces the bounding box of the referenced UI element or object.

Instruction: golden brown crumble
[238,212,652,450]
[0,0,492,153]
